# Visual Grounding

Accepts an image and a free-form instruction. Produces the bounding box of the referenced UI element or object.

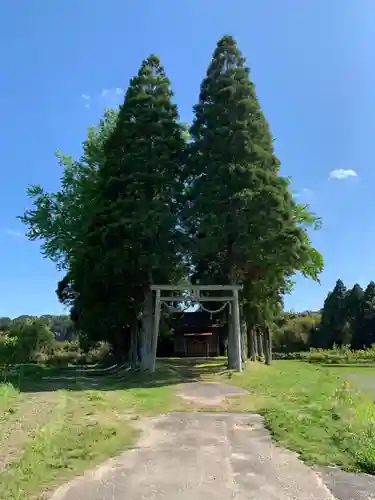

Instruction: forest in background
[273,279,375,352]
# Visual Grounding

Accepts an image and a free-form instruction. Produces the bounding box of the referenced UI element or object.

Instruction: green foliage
[19,110,118,270]
[0,317,12,332]
[19,109,118,350]
[187,36,322,277]
[318,279,349,348]
[351,281,375,349]
[185,35,323,341]
[0,314,115,369]
[0,320,55,365]
[69,55,187,355]
[273,345,375,364]
[0,315,75,340]
[345,283,364,344]
[315,279,375,352]
[0,335,18,366]
[273,312,321,351]
[272,278,375,354]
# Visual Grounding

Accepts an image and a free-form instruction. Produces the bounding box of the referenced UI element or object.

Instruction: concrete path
[50,382,338,500]
[177,381,249,406]
[51,412,335,500]
[316,467,375,500]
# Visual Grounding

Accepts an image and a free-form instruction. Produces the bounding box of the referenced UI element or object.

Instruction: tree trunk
[227,311,236,369]
[140,289,154,371]
[129,314,139,369]
[112,327,126,364]
[137,318,142,362]
[232,289,242,372]
[263,325,272,365]
[150,289,161,373]
[268,325,272,363]
[256,328,264,362]
[241,317,247,365]
[253,327,259,360]
[247,325,256,361]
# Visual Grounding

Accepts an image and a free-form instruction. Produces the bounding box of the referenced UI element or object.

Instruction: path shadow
[3,358,228,394]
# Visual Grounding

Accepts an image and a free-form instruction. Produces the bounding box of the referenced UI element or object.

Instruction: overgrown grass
[327,365,375,397]
[0,392,137,500]
[0,383,20,415]
[230,361,375,473]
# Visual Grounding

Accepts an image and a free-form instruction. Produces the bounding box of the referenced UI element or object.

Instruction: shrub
[83,342,112,365]
[0,335,18,366]
[273,345,375,364]
[5,320,56,364]
[273,312,321,352]
[45,349,82,367]
[0,319,119,373]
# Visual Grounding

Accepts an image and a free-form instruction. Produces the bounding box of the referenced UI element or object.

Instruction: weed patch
[231,361,375,473]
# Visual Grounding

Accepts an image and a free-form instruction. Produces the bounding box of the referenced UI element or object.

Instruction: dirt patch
[177,381,249,406]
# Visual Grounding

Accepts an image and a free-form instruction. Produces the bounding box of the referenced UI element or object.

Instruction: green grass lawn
[325,365,375,397]
[230,361,375,473]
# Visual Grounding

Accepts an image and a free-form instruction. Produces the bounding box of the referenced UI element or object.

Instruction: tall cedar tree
[186,36,322,281]
[185,36,323,362]
[71,55,186,367]
[351,281,375,349]
[319,279,348,347]
[345,283,364,348]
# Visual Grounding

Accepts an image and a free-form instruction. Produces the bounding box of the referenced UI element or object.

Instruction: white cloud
[115,87,124,95]
[81,93,91,100]
[6,229,22,237]
[84,103,90,109]
[329,169,357,180]
[101,89,110,97]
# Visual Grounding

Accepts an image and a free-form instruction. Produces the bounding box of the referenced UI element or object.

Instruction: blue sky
[0,0,373,317]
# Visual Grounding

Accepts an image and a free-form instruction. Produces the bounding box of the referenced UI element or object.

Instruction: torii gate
[150,284,243,372]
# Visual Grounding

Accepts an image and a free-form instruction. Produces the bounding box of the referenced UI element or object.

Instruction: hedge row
[273,346,375,364]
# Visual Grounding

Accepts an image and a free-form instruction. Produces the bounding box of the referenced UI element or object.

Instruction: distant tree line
[272,279,375,352]
[0,315,74,340]
[272,311,321,352]
[318,279,375,350]
[0,315,112,367]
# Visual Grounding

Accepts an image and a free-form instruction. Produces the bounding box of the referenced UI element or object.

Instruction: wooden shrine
[150,284,243,372]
